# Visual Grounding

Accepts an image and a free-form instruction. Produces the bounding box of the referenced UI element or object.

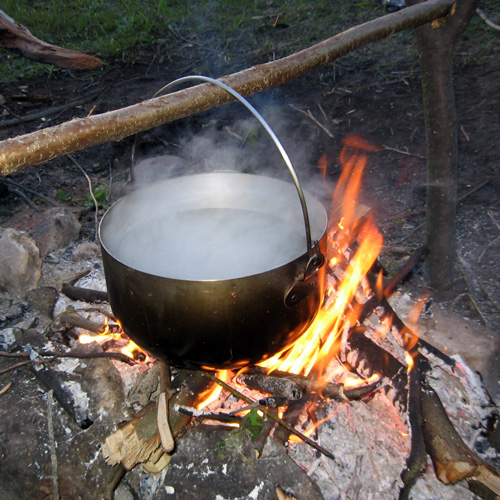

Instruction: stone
[152,426,324,500]
[0,227,41,298]
[390,291,500,397]
[25,286,59,318]
[14,207,81,257]
[71,241,100,261]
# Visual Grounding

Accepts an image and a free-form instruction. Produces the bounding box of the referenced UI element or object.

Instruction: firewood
[421,378,500,496]
[242,366,384,401]
[157,362,175,453]
[399,355,428,500]
[61,284,109,304]
[236,372,304,401]
[102,369,214,470]
[202,370,336,461]
[0,9,102,69]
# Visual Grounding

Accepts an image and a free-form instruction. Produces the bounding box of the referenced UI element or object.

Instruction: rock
[0,227,41,298]
[25,286,59,319]
[14,207,81,257]
[151,426,325,500]
[390,291,500,397]
[71,241,100,261]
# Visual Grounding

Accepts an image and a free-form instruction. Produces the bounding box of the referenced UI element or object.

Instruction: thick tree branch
[0,9,102,70]
[0,0,455,176]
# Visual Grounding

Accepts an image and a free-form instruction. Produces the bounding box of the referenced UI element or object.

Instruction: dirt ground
[0,10,499,348]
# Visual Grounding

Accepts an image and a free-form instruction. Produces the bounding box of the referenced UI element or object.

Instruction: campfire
[40,135,500,499]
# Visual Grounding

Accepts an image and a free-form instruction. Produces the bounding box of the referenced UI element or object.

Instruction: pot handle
[152,75,323,270]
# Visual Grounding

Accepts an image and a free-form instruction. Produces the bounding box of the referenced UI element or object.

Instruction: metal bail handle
[153,74,319,263]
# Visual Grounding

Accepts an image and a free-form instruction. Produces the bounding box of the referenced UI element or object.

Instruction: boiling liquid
[115,208,306,280]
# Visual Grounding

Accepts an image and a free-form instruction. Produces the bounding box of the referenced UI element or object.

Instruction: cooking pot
[99,76,328,369]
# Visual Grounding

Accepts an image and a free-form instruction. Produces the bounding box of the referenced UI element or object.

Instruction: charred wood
[399,355,428,500]
[59,312,108,334]
[236,372,304,401]
[61,284,109,304]
[346,332,408,408]
[242,365,383,401]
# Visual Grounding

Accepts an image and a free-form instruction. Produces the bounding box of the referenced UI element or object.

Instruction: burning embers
[68,135,499,498]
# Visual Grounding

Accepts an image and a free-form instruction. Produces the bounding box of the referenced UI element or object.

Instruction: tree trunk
[408,0,480,290]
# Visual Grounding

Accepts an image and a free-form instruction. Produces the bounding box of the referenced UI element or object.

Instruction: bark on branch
[0,0,455,176]
[0,9,102,70]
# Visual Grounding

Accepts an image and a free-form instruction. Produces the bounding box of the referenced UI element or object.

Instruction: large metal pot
[99,77,328,369]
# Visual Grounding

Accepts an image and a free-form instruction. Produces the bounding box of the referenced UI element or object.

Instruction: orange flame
[78,317,150,362]
[259,135,383,389]
[196,370,230,410]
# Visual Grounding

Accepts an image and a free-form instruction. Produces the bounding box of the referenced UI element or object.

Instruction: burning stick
[240,366,385,401]
[59,312,108,334]
[174,405,242,424]
[201,370,336,461]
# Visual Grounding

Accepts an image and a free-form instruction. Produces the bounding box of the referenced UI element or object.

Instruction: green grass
[0,0,497,84]
[0,0,191,81]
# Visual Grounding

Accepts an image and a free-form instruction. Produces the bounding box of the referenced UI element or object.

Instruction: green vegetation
[0,0,497,83]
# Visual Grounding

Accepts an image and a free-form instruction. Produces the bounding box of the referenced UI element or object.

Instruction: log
[61,284,109,303]
[102,369,214,470]
[421,378,500,496]
[243,365,384,401]
[0,9,102,70]
[0,0,455,175]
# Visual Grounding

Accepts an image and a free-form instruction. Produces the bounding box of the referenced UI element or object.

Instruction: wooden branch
[0,0,455,175]
[243,366,383,401]
[0,9,102,70]
[400,355,428,499]
[201,370,336,461]
[61,284,109,304]
[421,377,500,495]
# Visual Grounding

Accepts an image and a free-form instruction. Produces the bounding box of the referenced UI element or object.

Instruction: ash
[288,393,409,500]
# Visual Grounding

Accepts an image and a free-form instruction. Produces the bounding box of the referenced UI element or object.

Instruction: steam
[105,103,332,280]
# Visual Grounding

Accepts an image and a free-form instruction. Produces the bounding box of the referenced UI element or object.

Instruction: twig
[382,144,425,159]
[201,370,336,461]
[458,179,489,203]
[0,359,33,375]
[174,405,242,424]
[450,293,489,327]
[0,380,13,394]
[67,154,98,239]
[47,389,60,500]
[0,349,134,364]
[288,104,335,139]
[4,178,58,207]
[0,88,105,128]
[9,187,41,211]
